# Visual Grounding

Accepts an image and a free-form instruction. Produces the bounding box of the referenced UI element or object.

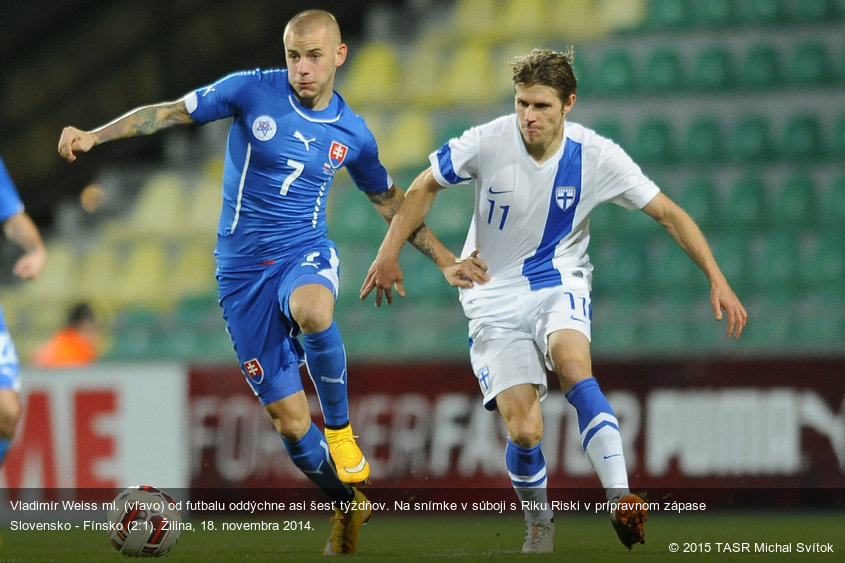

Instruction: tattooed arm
[366,184,452,269]
[362,167,489,306]
[58,99,194,162]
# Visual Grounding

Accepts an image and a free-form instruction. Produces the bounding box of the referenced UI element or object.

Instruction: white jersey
[429,115,660,301]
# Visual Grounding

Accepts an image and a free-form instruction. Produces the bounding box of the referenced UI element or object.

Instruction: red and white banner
[189,359,845,491]
[1,363,190,497]
[2,359,840,502]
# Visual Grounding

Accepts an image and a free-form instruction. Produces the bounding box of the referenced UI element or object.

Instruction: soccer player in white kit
[362,48,747,553]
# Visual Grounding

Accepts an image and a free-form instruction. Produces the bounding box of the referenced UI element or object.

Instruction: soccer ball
[107,485,182,557]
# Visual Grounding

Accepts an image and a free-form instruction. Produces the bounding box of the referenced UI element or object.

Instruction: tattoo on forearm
[98,103,188,142]
[368,186,439,263]
[409,224,438,263]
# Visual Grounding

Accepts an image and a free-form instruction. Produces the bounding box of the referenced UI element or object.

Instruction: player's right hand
[58,126,96,162]
[360,256,405,307]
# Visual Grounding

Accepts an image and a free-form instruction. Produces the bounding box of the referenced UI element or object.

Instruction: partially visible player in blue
[58,9,474,555]
[0,156,48,468]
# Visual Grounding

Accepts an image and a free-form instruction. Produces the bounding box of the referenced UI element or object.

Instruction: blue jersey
[184,68,392,269]
[0,157,25,224]
[0,156,22,389]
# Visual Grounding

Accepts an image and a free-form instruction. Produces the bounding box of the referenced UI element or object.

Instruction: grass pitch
[2,511,842,562]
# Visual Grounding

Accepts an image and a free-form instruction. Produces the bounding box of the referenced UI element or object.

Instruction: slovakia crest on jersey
[555,186,577,211]
[243,358,264,384]
[328,141,349,168]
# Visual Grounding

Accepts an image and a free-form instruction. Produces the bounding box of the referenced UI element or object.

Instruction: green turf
[1,512,842,562]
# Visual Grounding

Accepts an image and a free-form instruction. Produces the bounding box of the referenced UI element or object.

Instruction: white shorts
[462,273,592,410]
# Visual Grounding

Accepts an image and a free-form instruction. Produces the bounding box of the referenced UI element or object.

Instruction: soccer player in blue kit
[362,48,748,553]
[0,156,48,469]
[58,9,475,555]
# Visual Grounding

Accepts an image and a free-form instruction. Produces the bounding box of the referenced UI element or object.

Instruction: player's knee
[290,300,334,334]
[508,421,543,449]
[273,416,312,443]
[0,391,20,439]
[554,357,592,391]
[0,408,20,440]
[296,312,333,334]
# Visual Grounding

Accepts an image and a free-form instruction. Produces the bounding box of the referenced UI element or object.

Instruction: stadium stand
[1,0,842,361]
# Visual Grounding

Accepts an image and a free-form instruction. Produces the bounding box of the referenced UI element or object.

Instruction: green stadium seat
[644,0,690,29]
[570,51,592,97]
[328,184,386,241]
[738,0,786,25]
[106,307,160,360]
[594,49,637,96]
[788,0,832,21]
[642,47,685,93]
[801,233,845,288]
[425,184,474,244]
[693,0,737,28]
[632,117,676,163]
[829,113,845,157]
[683,115,723,162]
[591,296,642,356]
[795,289,845,351]
[822,174,845,227]
[589,116,626,146]
[729,114,774,161]
[646,236,703,294]
[739,43,781,89]
[721,174,767,228]
[398,247,455,301]
[768,173,818,226]
[690,46,734,91]
[673,174,719,228]
[640,313,690,355]
[781,113,824,159]
[334,242,376,302]
[788,40,834,86]
[589,203,626,238]
[748,231,799,289]
[590,237,648,295]
[743,291,795,349]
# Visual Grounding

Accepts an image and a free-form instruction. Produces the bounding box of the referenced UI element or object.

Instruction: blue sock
[565,378,629,500]
[282,423,353,503]
[506,439,553,523]
[0,438,10,466]
[302,321,349,428]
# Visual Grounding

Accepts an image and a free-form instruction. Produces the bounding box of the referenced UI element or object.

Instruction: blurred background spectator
[32,301,100,368]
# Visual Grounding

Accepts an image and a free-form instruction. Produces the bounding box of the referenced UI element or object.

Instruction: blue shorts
[0,309,21,392]
[217,241,341,406]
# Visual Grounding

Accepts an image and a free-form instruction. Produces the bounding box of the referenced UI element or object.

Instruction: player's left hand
[442,249,489,288]
[710,282,747,339]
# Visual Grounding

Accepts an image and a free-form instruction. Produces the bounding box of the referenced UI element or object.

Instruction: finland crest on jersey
[556,186,577,211]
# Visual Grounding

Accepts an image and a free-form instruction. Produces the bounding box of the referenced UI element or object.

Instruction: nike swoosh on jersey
[488,187,513,194]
